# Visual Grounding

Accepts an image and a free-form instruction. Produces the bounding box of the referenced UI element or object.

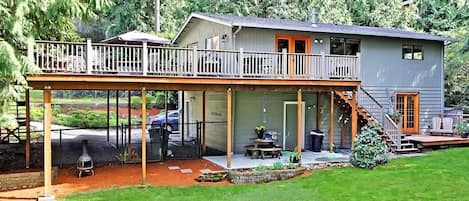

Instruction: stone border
[302,161,351,170]
[228,167,306,184]
[0,167,58,191]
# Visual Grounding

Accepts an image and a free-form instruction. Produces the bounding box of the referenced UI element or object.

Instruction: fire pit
[77,140,95,178]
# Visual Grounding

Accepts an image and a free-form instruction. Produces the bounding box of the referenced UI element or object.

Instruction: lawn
[63,148,469,201]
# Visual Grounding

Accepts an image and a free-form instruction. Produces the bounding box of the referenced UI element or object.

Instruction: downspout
[441,42,445,115]
[232,26,242,50]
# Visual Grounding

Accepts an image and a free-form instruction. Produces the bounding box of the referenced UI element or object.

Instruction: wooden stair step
[394,148,419,153]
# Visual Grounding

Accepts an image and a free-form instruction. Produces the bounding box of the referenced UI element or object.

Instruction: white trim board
[282,101,305,150]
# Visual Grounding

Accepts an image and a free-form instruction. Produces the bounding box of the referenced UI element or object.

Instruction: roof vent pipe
[311,7,319,25]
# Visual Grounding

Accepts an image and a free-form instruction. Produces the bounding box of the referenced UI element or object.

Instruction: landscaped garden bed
[0,166,58,191]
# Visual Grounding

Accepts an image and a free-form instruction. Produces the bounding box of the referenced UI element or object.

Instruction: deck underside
[26,74,360,91]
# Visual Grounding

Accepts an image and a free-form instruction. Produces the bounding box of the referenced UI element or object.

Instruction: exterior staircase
[335,87,419,154]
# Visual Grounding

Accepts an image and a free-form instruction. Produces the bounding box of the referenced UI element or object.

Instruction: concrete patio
[204,151,350,169]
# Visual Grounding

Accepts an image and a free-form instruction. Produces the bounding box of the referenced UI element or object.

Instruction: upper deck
[26,40,361,91]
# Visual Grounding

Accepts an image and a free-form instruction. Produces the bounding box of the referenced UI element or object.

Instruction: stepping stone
[180,169,193,174]
[168,166,180,170]
[200,169,212,174]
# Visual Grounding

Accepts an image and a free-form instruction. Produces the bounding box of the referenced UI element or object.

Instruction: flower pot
[289,156,300,163]
[256,130,264,139]
[461,132,469,138]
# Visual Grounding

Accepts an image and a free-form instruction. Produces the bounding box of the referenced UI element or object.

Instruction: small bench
[246,147,282,159]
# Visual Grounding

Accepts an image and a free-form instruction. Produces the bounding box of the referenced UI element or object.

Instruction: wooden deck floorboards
[407,135,469,147]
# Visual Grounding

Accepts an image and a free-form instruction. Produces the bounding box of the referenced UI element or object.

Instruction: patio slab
[203,151,350,169]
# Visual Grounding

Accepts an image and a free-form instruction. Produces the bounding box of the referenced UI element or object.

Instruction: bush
[272,161,284,170]
[131,95,154,109]
[31,106,43,121]
[350,123,388,169]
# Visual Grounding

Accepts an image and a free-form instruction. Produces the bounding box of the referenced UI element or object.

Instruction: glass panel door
[275,35,310,77]
[395,93,420,134]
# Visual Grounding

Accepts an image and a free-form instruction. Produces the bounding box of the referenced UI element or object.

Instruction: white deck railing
[28,40,361,80]
[357,86,384,123]
[383,114,403,148]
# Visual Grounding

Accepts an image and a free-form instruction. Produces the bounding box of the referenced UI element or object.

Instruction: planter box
[228,167,306,184]
[0,167,58,191]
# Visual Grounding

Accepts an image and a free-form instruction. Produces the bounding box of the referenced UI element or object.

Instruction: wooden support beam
[141,88,147,184]
[329,91,334,152]
[202,91,206,153]
[297,89,302,154]
[351,90,358,147]
[340,121,346,148]
[226,88,232,168]
[127,90,131,153]
[316,92,321,130]
[25,89,31,168]
[181,91,185,145]
[43,87,53,197]
[107,90,110,142]
[116,90,119,148]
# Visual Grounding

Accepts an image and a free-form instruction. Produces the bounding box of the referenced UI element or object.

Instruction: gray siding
[235,28,444,134]
[177,19,232,50]
[233,91,350,154]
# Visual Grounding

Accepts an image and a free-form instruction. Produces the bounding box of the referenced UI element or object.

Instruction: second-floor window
[330,37,360,55]
[206,35,220,50]
[402,45,423,60]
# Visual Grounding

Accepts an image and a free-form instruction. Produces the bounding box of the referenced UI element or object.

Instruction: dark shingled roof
[180,12,455,42]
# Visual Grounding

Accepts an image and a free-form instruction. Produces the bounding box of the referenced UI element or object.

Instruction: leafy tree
[0,0,111,128]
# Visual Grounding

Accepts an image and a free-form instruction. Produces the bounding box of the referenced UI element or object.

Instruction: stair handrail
[357,86,385,123]
[383,113,402,148]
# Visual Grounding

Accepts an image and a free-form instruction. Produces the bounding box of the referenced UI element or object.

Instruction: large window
[206,35,220,50]
[330,37,360,55]
[402,45,423,60]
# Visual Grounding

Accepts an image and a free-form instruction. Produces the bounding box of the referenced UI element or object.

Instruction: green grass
[63,148,469,201]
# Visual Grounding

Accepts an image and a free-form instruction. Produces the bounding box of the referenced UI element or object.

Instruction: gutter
[232,26,242,50]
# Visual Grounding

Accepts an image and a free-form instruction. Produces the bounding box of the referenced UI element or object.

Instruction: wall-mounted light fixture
[314,39,323,44]
[221,34,229,43]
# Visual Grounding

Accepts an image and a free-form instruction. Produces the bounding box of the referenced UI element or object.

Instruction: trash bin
[310,130,324,152]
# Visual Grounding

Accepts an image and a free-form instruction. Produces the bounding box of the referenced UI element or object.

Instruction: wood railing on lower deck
[28,40,361,80]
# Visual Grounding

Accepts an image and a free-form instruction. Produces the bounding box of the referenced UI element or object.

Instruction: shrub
[31,106,43,121]
[252,165,270,172]
[350,123,388,169]
[272,161,284,170]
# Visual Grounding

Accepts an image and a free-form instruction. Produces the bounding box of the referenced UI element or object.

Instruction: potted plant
[456,122,469,138]
[387,111,402,124]
[289,148,301,163]
[255,125,266,139]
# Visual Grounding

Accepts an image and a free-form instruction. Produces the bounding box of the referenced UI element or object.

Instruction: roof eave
[171,13,233,44]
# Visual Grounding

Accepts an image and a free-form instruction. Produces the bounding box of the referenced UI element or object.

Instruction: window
[206,35,220,50]
[402,45,423,60]
[330,37,360,55]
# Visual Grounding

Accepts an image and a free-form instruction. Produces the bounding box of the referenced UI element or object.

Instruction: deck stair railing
[357,87,384,124]
[383,114,402,150]
[28,40,360,80]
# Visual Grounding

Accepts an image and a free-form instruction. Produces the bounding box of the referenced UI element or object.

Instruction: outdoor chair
[441,117,454,136]
[430,117,442,135]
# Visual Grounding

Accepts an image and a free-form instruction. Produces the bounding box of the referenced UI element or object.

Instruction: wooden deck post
[116,90,119,148]
[142,42,148,76]
[25,89,31,168]
[202,91,206,153]
[43,87,53,198]
[181,91,185,145]
[351,90,358,147]
[329,91,334,152]
[127,90,132,154]
[297,89,303,154]
[316,92,321,130]
[226,88,232,168]
[106,90,110,142]
[141,88,147,184]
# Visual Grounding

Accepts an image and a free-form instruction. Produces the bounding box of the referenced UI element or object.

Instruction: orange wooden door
[395,93,420,134]
[275,34,311,77]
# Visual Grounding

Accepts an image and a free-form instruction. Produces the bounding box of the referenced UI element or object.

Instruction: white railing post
[142,41,148,76]
[356,52,361,80]
[239,48,244,77]
[86,38,92,74]
[27,41,34,63]
[320,51,326,79]
[192,47,198,77]
[282,48,287,78]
